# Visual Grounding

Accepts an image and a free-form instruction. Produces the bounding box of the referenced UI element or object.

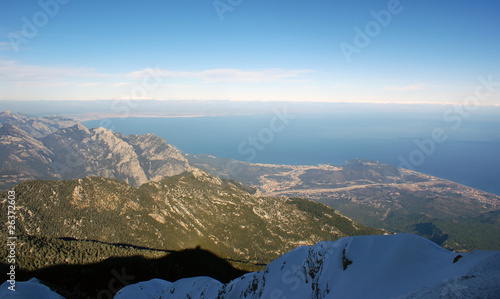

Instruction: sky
[0,0,499,104]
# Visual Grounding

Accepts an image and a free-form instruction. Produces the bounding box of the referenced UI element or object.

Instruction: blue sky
[0,0,499,104]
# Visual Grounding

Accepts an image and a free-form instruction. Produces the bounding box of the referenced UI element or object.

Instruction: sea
[83,112,500,196]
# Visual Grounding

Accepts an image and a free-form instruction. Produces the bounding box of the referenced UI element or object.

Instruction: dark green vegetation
[287,197,379,236]
[1,170,383,262]
[185,153,293,186]
[0,169,384,297]
[319,186,500,251]
[0,235,249,298]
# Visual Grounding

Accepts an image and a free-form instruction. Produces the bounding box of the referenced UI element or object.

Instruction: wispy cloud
[331,84,355,89]
[0,42,13,51]
[196,68,313,83]
[109,82,132,88]
[0,60,315,88]
[127,67,314,83]
[77,82,101,87]
[0,60,317,102]
[0,59,109,87]
[383,83,427,91]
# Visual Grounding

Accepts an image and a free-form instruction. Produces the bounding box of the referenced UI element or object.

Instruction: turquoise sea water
[83,112,500,195]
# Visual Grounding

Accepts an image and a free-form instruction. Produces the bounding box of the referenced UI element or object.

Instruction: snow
[3,234,499,298]
[0,278,63,298]
[115,234,500,299]
[113,279,172,298]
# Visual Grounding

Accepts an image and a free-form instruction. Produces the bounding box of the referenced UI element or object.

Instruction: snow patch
[0,278,63,298]
[4,234,498,298]
[115,234,500,298]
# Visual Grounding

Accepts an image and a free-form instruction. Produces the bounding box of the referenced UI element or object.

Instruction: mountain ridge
[187,155,500,251]
[0,110,78,138]
[0,121,190,189]
[1,112,499,250]
[0,169,384,262]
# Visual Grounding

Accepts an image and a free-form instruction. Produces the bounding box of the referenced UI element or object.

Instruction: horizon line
[1,99,499,107]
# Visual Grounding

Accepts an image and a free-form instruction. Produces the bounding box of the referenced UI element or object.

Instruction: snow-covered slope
[2,234,498,298]
[114,234,499,299]
[0,278,63,298]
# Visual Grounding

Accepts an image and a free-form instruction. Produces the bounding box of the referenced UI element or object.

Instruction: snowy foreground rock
[114,234,500,298]
[0,278,64,298]
[2,234,499,298]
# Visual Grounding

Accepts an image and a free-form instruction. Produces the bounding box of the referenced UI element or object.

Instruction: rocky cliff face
[0,110,78,138]
[0,124,58,187]
[0,113,190,189]
[123,133,190,181]
[42,125,150,186]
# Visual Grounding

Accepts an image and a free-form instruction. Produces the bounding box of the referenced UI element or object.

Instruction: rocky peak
[1,112,189,189]
[49,123,92,140]
[0,124,48,149]
[0,123,28,136]
[188,167,223,185]
[0,110,12,117]
[0,110,78,138]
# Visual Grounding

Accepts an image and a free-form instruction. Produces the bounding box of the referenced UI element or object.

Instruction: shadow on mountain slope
[410,222,449,246]
[1,247,248,299]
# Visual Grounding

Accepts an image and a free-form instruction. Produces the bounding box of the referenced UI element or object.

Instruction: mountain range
[1,111,500,297]
[0,110,78,138]
[1,111,499,251]
[0,150,383,297]
[0,169,383,262]
[0,111,189,190]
